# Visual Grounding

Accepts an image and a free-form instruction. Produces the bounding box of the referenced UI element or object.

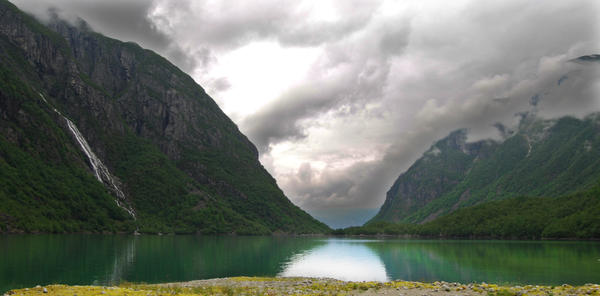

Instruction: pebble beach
[4,277,600,296]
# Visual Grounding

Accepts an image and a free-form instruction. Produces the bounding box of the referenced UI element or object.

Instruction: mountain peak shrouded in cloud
[10,0,599,227]
[573,54,600,63]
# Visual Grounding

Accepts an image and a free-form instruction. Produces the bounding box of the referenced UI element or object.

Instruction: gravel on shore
[4,277,600,296]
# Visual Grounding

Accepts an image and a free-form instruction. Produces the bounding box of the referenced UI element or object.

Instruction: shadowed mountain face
[0,0,329,234]
[371,112,600,224]
[370,129,498,223]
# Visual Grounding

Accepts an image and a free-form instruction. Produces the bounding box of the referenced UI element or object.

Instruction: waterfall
[39,93,136,219]
[63,119,136,219]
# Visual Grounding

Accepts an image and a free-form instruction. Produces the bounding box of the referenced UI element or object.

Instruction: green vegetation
[0,137,135,233]
[0,60,133,233]
[419,184,600,239]
[104,133,270,234]
[7,278,600,296]
[336,184,600,239]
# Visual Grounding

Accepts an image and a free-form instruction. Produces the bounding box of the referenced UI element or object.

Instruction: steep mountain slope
[370,113,600,224]
[346,183,600,239]
[0,0,329,234]
[371,130,498,223]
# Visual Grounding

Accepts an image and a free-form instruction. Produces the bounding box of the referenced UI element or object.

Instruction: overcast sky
[11,0,600,227]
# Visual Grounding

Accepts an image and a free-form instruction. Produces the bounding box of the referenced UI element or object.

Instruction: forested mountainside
[340,182,600,239]
[0,0,329,234]
[370,112,600,224]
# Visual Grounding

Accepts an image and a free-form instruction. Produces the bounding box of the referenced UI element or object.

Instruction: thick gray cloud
[11,0,599,227]
[148,0,380,49]
[243,18,411,151]
[10,0,197,72]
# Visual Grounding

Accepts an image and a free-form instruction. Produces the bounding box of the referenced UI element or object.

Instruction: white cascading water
[39,93,136,219]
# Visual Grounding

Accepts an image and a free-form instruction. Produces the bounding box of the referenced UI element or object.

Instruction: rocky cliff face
[370,130,497,223]
[370,113,600,225]
[0,0,329,234]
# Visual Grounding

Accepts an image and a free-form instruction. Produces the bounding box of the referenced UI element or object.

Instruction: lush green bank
[6,278,600,296]
[337,184,600,239]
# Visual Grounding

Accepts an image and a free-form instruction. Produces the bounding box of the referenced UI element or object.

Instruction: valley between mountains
[1,0,599,239]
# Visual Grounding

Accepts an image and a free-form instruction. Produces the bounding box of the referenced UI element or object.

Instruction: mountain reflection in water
[1,235,599,293]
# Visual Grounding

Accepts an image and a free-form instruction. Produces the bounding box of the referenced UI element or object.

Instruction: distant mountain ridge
[370,112,600,224]
[0,0,329,234]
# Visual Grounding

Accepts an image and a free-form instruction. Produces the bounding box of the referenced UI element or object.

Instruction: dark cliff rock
[0,0,329,234]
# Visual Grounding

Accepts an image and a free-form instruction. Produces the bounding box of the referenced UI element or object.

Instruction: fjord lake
[1,235,599,292]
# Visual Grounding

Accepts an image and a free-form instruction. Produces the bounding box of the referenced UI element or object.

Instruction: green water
[1,235,599,292]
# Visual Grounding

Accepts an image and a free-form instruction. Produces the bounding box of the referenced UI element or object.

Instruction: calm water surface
[1,235,599,292]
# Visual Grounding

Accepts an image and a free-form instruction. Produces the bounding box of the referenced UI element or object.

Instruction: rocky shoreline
[5,277,600,296]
